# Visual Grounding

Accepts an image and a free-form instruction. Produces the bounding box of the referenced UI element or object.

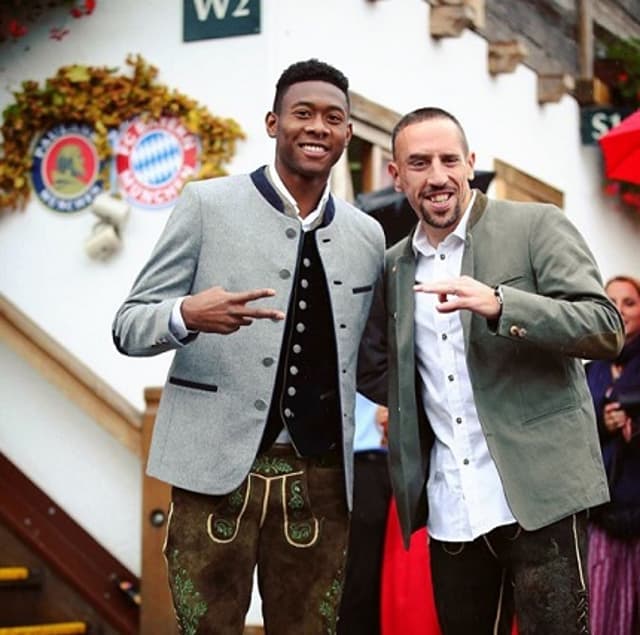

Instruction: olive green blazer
[359,191,624,546]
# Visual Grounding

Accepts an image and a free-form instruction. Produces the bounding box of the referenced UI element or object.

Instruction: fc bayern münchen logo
[31,123,102,213]
[115,117,199,209]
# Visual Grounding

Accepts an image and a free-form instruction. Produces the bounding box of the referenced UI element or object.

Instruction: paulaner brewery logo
[31,123,102,212]
[115,117,199,208]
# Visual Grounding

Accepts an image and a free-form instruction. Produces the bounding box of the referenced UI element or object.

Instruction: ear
[467,151,476,181]
[265,111,278,138]
[388,161,402,192]
[344,121,353,147]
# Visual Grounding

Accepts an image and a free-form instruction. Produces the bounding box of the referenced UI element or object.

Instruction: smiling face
[389,117,475,245]
[606,279,640,341]
[265,80,352,188]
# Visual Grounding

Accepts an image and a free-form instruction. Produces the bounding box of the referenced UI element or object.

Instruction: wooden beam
[488,40,528,75]
[592,1,640,41]
[0,295,142,456]
[573,76,611,106]
[578,0,594,77]
[494,159,564,208]
[430,4,477,38]
[349,91,400,136]
[140,387,176,635]
[427,0,486,38]
[537,73,576,104]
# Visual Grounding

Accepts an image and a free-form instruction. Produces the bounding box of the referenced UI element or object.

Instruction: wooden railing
[0,453,139,633]
[0,295,142,456]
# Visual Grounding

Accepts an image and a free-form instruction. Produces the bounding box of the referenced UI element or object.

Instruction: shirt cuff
[170,297,197,340]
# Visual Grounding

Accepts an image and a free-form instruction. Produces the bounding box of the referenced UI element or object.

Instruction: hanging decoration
[0,1,96,44]
[0,54,245,213]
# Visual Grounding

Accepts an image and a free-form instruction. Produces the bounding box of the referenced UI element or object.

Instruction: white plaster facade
[0,0,638,625]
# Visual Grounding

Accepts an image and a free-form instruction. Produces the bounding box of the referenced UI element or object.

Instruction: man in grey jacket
[358,107,624,635]
[113,59,384,634]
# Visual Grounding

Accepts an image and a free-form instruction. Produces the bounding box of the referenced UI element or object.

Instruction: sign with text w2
[183,0,260,41]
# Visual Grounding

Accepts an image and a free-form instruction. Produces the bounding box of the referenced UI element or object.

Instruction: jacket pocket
[168,376,218,392]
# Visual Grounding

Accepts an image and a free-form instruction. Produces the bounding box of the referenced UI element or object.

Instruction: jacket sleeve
[112,183,202,357]
[494,204,624,360]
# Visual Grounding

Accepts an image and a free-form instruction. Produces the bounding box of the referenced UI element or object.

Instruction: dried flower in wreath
[0,54,244,212]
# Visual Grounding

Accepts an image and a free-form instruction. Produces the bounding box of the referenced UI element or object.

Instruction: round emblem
[31,123,102,212]
[115,117,199,208]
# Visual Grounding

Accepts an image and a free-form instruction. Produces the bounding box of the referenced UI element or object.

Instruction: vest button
[279,269,291,279]
[262,357,274,367]
[301,279,309,289]
[293,344,302,354]
[289,366,299,375]
[284,408,293,418]
[287,386,297,396]
[296,323,306,333]
[285,228,296,238]
[298,300,307,310]
[303,257,311,267]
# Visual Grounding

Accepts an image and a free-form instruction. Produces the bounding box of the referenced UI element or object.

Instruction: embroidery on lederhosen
[206,480,250,544]
[282,473,319,547]
[319,569,344,635]
[169,548,208,635]
[251,455,296,476]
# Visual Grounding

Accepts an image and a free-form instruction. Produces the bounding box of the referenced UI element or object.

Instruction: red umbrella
[598,109,640,186]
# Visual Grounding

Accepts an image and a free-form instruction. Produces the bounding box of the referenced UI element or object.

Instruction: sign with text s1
[183,0,260,41]
[580,106,634,145]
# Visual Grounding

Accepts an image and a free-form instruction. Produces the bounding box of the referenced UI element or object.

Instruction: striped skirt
[588,523,640,635]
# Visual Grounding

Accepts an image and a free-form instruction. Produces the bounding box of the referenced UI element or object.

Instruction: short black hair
[272,59,350,113]
[391,107,469,157]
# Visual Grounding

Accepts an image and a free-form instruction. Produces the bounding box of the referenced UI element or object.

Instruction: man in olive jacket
[358,107,624,635]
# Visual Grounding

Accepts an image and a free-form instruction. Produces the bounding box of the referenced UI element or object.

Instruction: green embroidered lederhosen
[164,444,349,635]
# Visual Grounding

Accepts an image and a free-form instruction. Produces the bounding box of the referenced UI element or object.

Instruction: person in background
[358,106,624,635]
[586,275,640,635]
[113,59,384,634]
[338,393,390,635]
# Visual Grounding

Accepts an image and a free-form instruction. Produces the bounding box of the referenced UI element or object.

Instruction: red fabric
[381,498,441,634]
[381,498,518,635]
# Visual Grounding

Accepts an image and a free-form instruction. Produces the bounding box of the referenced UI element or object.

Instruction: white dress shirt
[413,192,515,541]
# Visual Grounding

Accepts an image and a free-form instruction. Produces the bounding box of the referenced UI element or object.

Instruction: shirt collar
[267,164,330,229]
[412,190,476,256]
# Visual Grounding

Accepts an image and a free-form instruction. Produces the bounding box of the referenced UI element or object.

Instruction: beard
[417,198,462,231]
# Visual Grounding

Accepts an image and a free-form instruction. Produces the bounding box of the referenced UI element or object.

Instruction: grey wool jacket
[113,168,385,508]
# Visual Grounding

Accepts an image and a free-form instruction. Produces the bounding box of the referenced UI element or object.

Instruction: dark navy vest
[251,168,341,457]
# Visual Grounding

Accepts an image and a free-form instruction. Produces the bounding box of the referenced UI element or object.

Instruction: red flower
[71,1,97,18]
[617,72,629,83]
[603,182,620,197]
[621,191,640,208]
[8,19,27,38]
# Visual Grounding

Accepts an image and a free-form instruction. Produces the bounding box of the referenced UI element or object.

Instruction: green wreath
[0,54,244,212]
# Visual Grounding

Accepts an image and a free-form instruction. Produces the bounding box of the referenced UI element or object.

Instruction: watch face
[494,286,504,305]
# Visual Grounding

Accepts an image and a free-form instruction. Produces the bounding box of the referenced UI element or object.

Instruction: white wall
[1,0,638,624]
[0,339,141,572]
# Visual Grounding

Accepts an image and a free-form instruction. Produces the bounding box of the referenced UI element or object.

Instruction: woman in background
[586,275,640,635]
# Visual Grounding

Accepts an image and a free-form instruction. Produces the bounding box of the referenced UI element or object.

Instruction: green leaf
[64,65,91,83]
